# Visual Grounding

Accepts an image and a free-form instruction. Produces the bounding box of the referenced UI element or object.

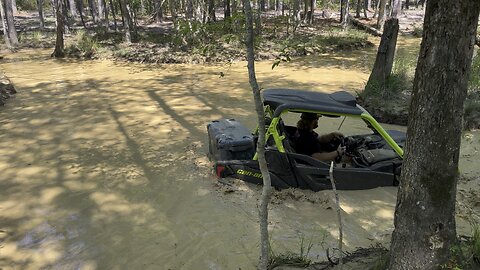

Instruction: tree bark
[109,0,117,29]
[154,0,163,22]
[68,0,77,17]
[390,0,400,18]
[1,0,18,47]
[242,0,272,269]
[388,1,480,269]
[88,0,97,22]
[224,0,231,18]
[207,0,215,21]
[52,0,65,57]
[119,0,132,42]
[97,0,105,20]
[11,0,16,14]
[365,18,398,94]
[308,0,314,24]
[37,0,45,28]
[340,0,348,27]
[376,0,386,29]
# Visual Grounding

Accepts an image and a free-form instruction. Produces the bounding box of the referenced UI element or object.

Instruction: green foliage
[268,236,314,269]
[368,252,390,270]
[272,28,371,69]
[441,221,480,270]
[65,30,98,58]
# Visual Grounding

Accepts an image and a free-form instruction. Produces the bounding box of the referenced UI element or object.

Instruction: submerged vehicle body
[207,89,405,191]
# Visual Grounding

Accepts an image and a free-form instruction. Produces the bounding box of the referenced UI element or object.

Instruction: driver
[295,112,346,162]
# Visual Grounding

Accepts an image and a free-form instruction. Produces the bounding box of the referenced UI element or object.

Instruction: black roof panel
[262,89,363,117]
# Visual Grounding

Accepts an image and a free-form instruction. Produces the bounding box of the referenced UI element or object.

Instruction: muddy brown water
[0,40,477,269]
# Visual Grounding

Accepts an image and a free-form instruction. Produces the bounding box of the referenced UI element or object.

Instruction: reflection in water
[0,40,424,269]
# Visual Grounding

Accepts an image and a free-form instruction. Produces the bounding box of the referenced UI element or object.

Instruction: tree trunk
[340,0,348,27]
[77,0,87,29]
[303,0,308,22]
[186,0,193,19]
[68,0,77,17]
[97,0,105,20]
[241,0,272,269]
[231,0,236,14]
[52,0,65,57]
[355,0,361,18]
[154,0,163,22]
[37,0,45,28]
[88,0,97,22]
[376,0,386,29]
[11,0,16,14]
[119,0,132,42]
[259,0,265,11]
[405,0,409,9]
[207,0,214,21]
[224,0,231,18]
[0,0,10,48]
[390,0,400,18]
[388,1,480,269]
[363,0,368,18]
[308,0,314,24]
[1,0,18,47]
[109,0,117,30]
[365,18,398,94]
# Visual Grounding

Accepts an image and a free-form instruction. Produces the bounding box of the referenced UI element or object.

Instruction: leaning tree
[388,1,480,269]
[242,0,273,269]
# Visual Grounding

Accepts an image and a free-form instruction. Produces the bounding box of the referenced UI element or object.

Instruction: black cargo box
[207,119,255,161]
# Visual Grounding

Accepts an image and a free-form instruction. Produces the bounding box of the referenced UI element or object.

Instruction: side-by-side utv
[207,89,405,191]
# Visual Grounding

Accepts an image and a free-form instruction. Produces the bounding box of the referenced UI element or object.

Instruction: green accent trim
[361,113,404,158]
[252,108,404,160]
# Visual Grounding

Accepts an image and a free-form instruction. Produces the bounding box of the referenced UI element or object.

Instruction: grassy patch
[65,30,98,58]
[268,236,315,269]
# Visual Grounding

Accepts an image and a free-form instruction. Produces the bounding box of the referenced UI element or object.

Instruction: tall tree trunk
[390,0,400,18]
[231,0,236,14]
[259,0,265,11]
[224,0,230,18]
[103,0,109,28]
[389,1,480,269]
[0,0,10,48]
[52,0,65,57]
[154,0,163,22]
[109,0,117,30]
[97,0,105,20]
[119,0,132,42]
[37,0,45,28]
[364,18,399,93]
[355,0,361,17]
[88,0,97,22]
[404,0,409,9]
[68,0,77,17]
[186,0,193,19]
[242,1,272,270]
[303,0,308,22]
[376,0,386,29]
[363,0,368,18]
[207,0,215,21]
[340,0,348,26]
[11,0,16,13]
[1,0,18,47]
[77,0,87,29]
[308,0,314,24]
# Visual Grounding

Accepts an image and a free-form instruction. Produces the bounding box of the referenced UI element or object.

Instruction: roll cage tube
[252,108,404,160]
[252,106,286,160]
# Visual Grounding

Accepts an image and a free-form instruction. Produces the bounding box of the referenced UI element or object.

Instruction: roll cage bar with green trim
[253,105,404,160]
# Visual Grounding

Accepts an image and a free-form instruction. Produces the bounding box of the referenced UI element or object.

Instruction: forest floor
[6,7,426,65]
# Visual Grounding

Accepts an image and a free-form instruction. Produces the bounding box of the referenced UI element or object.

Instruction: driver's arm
[317,131,344,143]
[311,145,346,162]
